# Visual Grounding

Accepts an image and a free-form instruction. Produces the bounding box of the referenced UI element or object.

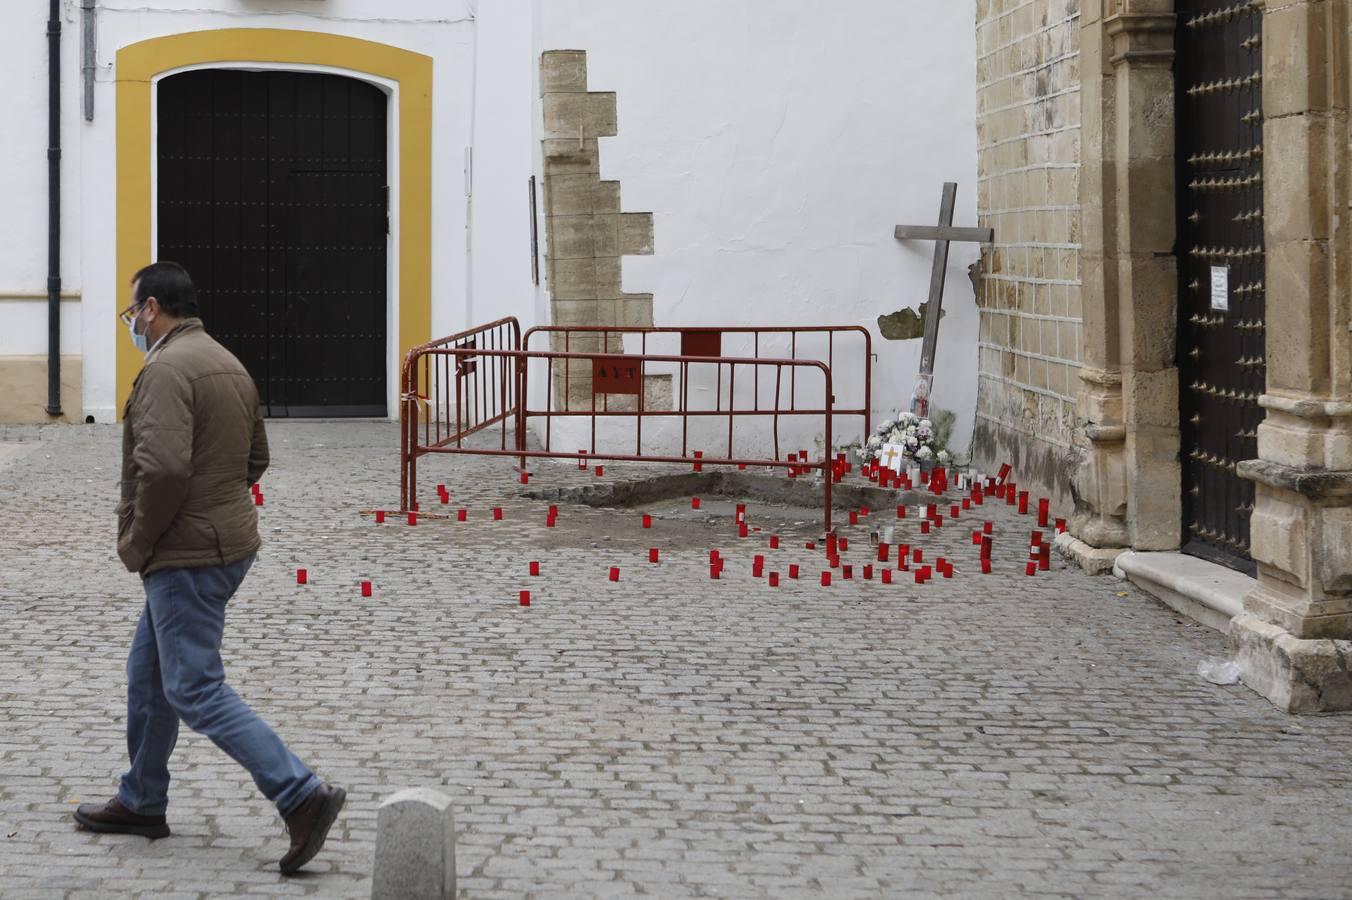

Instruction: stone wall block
[1262,0,1329,119]
[542,139,601,176]
[1229,613,1352,713]
[540,50,588,94]
[549,258,599,301]
[591,215,620,259]
[1266,113,1330,243]
[1266,239,1332,394]
[594,181,622,215]
[547,174,601,217]
[548,214,597,261]
[1127,423,1182,550]
[618,294,655,328]
[1249,487,1309,588]
[542,92,618,141]
[1120,68,1174,162]
[1257,412,1333,470]
[1318,505,1352,593]
[595,257,622,298]
[550,300,601,331]
[619,213,655,256]
[1117,255,1177,368]
[1120,157,1175,252]
[1126,366,1178,429]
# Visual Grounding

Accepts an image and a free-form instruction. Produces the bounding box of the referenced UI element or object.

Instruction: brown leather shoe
[279,782,346,875]
[73,797,170,839]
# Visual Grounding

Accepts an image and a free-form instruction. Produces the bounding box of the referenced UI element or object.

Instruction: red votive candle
[609,567,620,582]
[530,561,540,576]
[296,569,307,585]
[519,590,530,606]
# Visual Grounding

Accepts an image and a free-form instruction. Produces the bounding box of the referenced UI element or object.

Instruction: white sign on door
[1210,265,1230,311]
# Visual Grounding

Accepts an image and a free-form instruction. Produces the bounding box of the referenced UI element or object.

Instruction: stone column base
[1228,613,1352,714]
[1054,531,1124,575]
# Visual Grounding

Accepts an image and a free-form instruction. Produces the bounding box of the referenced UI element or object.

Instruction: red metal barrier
[399,316,522,511]
[401,321,871,533]
[522,324,871,438]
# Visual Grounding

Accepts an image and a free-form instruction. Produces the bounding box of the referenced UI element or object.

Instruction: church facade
[970,0,1352,712]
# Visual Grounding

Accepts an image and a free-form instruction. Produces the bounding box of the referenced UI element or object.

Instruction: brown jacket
[117,318,269,575]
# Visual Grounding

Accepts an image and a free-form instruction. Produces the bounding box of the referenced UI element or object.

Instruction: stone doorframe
[1071,0,1352,712]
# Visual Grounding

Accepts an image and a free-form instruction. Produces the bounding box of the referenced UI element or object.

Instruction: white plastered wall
[533,0,982,458]
[0,2,84,359]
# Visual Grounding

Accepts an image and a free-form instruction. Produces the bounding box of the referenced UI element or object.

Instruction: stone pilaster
[539,51,658,409]
[1069,1,1131,566]
[1108,7,1182,552]
[1229,0,1352,713]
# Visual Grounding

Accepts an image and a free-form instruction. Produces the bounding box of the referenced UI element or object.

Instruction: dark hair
[132,261,199,317]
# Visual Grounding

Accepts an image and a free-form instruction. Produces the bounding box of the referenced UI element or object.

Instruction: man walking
[73,261,344,875]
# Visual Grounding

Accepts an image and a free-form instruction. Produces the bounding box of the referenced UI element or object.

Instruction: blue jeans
[118,554,320,818]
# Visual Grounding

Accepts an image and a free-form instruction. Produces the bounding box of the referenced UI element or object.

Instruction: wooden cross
[894,182,994,378]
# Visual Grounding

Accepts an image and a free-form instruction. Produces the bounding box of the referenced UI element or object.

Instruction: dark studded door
[157,69,389,417]
[1175,2,1265,574]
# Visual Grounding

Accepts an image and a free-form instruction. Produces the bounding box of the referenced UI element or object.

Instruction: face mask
[126,305,150,355]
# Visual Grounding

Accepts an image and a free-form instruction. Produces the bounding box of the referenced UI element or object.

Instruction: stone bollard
[371,788,456,900]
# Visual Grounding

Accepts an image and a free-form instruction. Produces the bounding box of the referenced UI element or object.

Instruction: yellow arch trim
[115,29,433,416]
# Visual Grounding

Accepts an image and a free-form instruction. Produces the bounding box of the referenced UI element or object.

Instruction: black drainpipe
[46,0,62,417]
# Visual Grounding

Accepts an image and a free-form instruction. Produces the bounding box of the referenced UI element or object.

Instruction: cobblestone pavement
[2,421,1352,899]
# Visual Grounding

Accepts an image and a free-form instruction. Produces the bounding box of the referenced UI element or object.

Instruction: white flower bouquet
[859,411,951,468]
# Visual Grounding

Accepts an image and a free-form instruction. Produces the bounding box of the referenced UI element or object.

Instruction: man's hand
[117,532,150,574]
